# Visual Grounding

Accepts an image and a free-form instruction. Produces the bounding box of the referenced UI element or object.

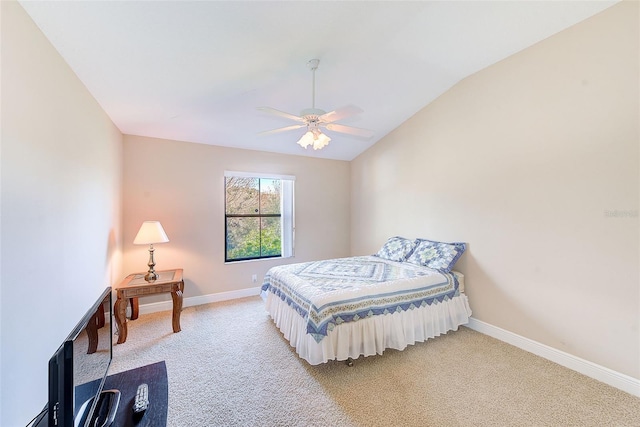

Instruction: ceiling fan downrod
[302,59,324,117]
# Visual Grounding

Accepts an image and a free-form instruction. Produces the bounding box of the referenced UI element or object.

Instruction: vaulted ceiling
[20,1,617,161]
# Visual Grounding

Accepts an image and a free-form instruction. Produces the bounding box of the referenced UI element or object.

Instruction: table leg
[114,296,128,344]
[96,303,105,329]
[171,282,184,333]
[86,311,99,354]
[129,297,139,320]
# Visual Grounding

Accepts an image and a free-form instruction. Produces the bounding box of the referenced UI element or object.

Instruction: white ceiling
[19,1,617,161]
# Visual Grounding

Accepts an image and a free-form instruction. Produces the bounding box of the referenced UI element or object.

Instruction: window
[224,171,294,262]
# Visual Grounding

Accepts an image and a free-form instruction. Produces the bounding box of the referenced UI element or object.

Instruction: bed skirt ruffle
[263,291,472,365]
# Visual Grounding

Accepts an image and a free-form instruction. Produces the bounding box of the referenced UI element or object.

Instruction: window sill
[224,255,294,265]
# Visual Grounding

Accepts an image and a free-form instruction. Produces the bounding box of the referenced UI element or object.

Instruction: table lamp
[133,221,170,282]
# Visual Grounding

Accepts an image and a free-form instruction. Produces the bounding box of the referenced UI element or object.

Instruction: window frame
[224,171,295,263]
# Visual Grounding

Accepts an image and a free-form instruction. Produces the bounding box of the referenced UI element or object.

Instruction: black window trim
[224,176,283,263]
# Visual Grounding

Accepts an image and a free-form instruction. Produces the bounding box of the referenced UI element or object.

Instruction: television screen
[47,287,113,427]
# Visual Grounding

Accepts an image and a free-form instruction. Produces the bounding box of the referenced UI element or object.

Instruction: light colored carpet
[110,296,640,426]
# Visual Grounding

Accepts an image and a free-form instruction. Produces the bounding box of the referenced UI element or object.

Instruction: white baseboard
[466,317,640,397]
[133,286,262,317]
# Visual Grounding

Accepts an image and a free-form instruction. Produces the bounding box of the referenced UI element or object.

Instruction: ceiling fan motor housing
[301,108,326,121]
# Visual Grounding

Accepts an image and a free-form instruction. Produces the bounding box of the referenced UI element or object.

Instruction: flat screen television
[45,287,120,427]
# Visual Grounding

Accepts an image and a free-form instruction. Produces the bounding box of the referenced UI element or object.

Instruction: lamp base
[144,271,158,282]
[144,245,158,282]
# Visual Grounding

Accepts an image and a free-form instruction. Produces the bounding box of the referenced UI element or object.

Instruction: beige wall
[351,2,639,378]
[2,3,636,425]
[0,2,123,425]
[122,135,350,300]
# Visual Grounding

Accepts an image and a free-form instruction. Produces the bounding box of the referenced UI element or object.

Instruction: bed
[261,236,472,365]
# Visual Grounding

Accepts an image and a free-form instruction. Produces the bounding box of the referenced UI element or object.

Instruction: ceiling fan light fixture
[297,131,315,149]
[313,132,331,150]
[297,128,331,150]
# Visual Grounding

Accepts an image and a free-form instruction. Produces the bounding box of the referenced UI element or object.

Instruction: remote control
[133,383,149,414]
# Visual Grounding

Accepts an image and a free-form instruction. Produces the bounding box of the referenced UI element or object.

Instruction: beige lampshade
[133,221,169,245]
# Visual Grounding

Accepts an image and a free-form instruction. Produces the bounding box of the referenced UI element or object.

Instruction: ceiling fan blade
[258,124,306,136]
[318,105,364,124]
[325,123,374,138]
[257,107,305,123]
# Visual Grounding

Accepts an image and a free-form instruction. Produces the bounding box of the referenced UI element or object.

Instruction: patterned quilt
[261,256,460,343]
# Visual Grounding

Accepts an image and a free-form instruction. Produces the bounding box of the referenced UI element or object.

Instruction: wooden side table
[114,269,184,344]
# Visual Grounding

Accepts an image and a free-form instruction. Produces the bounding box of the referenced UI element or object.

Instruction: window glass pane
[259,179,281,215]
[226,217,260,260]
[261,217,282,257]
[224,173,294,262]
[226,177,259,215]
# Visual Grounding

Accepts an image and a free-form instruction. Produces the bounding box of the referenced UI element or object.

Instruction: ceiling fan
[258,59,374,150]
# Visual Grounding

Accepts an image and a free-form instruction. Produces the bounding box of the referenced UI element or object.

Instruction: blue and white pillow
[374,236,416,262]
[405,238,466,272]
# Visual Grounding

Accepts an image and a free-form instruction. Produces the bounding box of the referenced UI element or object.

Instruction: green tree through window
[225,176,283,261]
